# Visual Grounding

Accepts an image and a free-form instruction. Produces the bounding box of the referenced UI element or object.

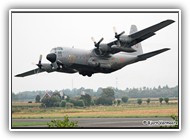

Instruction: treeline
[12,85,178,102]
[115,85,178,98]
[40,88,121,108]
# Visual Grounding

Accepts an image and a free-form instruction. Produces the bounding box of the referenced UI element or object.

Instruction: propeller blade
[113,26,117,34]
[91,37,96,43]
[31,62,36,65]
[97,37,104,45]
[91,37,104,49]
[38,54,42,66]
[39,54,42,60]
[37,55,43,69]
[118,31,125,37]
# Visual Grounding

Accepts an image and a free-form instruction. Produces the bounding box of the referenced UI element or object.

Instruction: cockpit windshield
[50,47,63,53]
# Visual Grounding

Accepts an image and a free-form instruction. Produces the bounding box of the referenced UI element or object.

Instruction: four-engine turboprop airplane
[15,19,175,77]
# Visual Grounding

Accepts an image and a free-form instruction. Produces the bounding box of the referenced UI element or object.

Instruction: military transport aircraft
[15,19,175,77]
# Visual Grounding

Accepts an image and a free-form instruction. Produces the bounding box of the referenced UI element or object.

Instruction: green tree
[52,91,61,98]
[101,88,115,100]
[80,93,92,106]
[96,87,115,106]
[76,100,85,107]
[60,100,66,107]
[35,95,41,103]
[96,97,113,105]
[121,96,129,103]
[146,98,150,104]
[65,95,70,102]
[137,98,142,105]
[159,97,164,104]
[164,98,169,104]
[41,95,61,107]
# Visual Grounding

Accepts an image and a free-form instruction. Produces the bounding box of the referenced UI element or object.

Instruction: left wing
[136,48,170,61]
[15,68,45,77]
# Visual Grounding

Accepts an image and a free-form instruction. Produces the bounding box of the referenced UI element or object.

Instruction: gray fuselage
[51,47,138,75]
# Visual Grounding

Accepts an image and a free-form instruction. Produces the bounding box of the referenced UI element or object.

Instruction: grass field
[11,99,178,127]
[12,100,178,119]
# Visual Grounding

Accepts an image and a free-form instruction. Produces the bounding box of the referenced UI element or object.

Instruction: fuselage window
[58,51,62,57]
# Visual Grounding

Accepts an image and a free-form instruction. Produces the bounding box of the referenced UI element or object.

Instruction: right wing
[15,68,45,77]
[128,19,175,42]
[107,19,175,50]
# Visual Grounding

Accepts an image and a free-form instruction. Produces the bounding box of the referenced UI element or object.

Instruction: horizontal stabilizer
[137,48,170,61]
[15,68,45,77]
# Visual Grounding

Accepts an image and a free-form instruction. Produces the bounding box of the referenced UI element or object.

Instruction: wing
[136,48,170,61]
[128,19,174,42]
[108,19,175,48]
[15,68,45,77]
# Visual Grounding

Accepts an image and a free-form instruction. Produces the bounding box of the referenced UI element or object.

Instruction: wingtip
[165,48,171,50]
[15,74,23,77]
[166,19,175,23]
[162,48,171,52]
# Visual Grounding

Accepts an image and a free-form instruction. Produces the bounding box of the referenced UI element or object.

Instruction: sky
[11,10,179,93]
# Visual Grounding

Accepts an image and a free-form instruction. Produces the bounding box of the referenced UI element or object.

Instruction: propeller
[113,26,125,46]
[113,26,125,40]
[36,54,43,69]
[91,37,104,49]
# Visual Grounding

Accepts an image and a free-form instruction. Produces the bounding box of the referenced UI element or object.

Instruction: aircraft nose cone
[46,53,56,63]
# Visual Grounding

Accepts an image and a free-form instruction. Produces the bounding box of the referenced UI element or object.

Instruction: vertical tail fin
[129,25,143,55]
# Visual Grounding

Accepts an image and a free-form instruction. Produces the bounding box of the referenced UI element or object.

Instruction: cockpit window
[50,47,63,53]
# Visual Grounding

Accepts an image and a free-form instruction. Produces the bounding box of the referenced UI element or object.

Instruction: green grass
[12,122,47,127]
[12,104,178,119]
[12,99,178,119]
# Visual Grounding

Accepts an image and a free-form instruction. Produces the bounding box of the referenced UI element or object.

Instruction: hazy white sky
[11,10,179,93]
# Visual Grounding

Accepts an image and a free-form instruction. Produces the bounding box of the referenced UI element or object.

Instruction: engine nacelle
[111,44,136,53]
[41,63,54,72]
[99,44,110,52]
[120,35,132,43]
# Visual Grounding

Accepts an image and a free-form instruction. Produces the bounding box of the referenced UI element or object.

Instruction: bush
[164,98,169,104]
[137,98,142,105]
[76,100,85,107]
[60,100,67,107]
[66,102,74,108]
[47,116,78,127]
[96,97,113,105]
[80,94,92,106]
[159,97,164,104]
[70,99,85,107]
[41,95,61,107]
[146,98,150,104]
[121,96,129,103]
[35,95,41,103]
